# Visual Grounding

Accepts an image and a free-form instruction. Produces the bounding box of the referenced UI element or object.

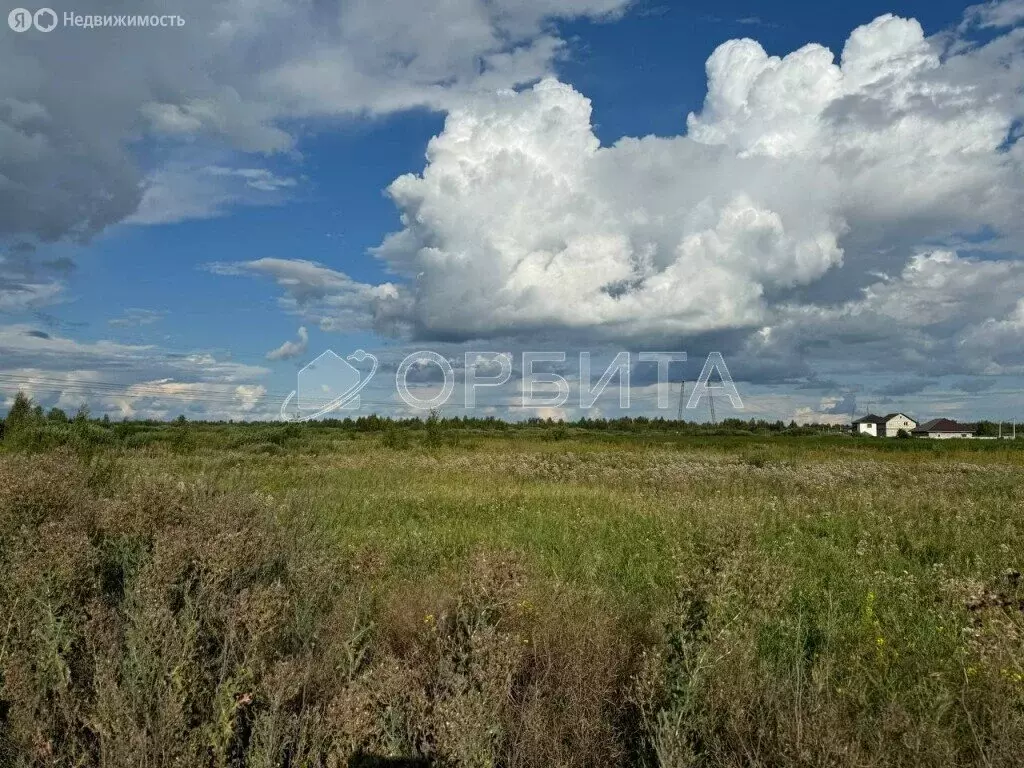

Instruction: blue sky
[2,0,1023,422]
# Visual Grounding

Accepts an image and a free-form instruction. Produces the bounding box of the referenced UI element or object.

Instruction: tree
[2,392,37,443]
[6,392,33,426]
[74,404,90,423]
[975,420,999,437]
[47,407,68,423]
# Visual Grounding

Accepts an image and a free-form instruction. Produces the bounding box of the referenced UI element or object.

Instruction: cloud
[700,15,779,28]
[126,163,299,225]
[266,326,309,360]
[112,381,269,419]
[215,7,1024,400]
[877,378,933,397]
[743,251,1024,380]
[108,308,167,328]
[736,17,778,28]
[0,281,63,313]
[635,5,671,19]
[208,258,406,333]
[0,323,274,420]
[953,378,999,394]
[957,298,1024,374]
[820,393,859,416]
[961,0,1024,29]
[0,247,68,313]
[346,12,1019,349]
[1,0,629,243]
[0,323,268,382]
[0,369,273,420]
[365,75,850,341]
[790,407,851,426]
[233,384,268,412]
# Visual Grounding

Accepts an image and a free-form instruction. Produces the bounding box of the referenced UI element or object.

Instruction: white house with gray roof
[852,413,918,437]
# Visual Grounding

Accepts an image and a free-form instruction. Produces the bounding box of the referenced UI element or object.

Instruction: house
[880,413,918,437]
[852,413,918,437]
[852,414,886,436]
[912,418,977,439]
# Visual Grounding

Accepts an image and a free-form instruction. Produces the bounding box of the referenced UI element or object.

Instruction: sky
[1,0,1023,423]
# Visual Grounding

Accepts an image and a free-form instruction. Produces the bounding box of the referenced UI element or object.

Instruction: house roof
[852,413,916,426]
[883,413,916,424]
[852,414,887,425]
[912,418,977,433]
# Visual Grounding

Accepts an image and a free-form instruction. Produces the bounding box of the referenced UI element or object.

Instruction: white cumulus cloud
[220,6,1024,385]
[362,11,1022,345]
[266,326,309,361]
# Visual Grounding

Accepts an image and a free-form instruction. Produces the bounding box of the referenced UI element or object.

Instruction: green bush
[381,428,411,450]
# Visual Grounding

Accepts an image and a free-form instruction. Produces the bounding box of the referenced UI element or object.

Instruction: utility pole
[676,381,686,422]
[709,387,716,425]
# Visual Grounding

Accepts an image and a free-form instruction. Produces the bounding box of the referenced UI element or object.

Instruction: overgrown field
[1,424,1023,766]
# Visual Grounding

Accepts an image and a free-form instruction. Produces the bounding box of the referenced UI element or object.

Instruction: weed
[1,429,1023,766]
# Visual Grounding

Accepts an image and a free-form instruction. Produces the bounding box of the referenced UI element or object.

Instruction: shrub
[0,457,646,766]
[381,428,411,450]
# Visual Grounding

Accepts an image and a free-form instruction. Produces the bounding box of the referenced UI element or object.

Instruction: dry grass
[1,432,1022,766]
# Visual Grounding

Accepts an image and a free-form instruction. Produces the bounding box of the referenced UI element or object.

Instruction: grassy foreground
[1,426,1023,766]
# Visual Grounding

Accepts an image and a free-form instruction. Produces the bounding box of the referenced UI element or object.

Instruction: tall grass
[0,429,1022,766]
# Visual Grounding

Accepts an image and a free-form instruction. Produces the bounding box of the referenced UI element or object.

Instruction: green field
[2,419,1023,766]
